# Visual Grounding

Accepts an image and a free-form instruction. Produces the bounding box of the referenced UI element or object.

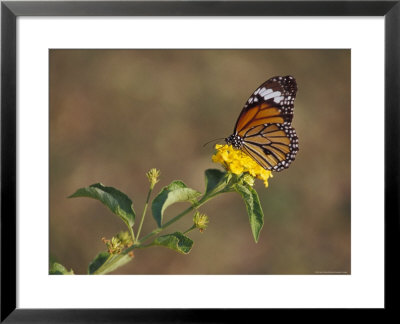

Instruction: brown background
[50,49,351,274]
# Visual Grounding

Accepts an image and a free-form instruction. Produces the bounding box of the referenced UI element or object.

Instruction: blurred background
[49,49,350,274]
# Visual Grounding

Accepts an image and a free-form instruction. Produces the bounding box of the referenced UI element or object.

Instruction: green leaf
[204,169,228,195]
[152,181,201,227]
[69,183,136,227]
[234,183,264,243]
[88,251,133,275]
[153,232,193,254]
[49,262,74,275]
[88,252,110,274]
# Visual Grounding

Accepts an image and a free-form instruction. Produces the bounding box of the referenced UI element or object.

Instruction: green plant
[52,145,271,274]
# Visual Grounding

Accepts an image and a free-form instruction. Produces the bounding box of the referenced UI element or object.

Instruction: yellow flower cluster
[193,211,209,232]
[212,144,272,188]
[102,231,133,255]
[146,168,160,189]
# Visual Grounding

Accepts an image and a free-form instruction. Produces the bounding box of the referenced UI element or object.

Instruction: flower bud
[193,211,209,232]
[146,168,160,189]
[242,173,255,187]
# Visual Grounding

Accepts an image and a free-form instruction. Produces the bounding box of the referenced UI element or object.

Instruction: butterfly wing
[242,123,299,172]
[234,76,299,172]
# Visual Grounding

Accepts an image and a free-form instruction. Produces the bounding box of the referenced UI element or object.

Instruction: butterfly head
[225,134,243,149]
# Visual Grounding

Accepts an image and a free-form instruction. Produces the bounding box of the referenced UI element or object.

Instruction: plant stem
[124,191,223,255]
[93,255,113,275]
[139,205,196,244]
[90,173,237,274]
[93,253,131,275]
[183,224,196,235]
[135,187,153,242]
[134,242,155,249]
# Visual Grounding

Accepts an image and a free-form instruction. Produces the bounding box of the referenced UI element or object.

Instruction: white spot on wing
[263,90,281,101]
[259,88,272,97]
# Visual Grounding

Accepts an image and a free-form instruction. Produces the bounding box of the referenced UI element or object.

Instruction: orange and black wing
[234,76,299,172]
[242,123,299,172]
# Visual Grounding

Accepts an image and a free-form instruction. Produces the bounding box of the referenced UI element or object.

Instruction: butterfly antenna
[202,137,225,148]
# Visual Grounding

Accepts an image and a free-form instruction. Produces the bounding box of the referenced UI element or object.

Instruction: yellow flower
[102,231,133,254]
[193,211,209,232]
[146,168,160,189]
[212,144,272,188]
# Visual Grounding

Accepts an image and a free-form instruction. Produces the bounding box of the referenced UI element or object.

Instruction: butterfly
[225,76,299,172]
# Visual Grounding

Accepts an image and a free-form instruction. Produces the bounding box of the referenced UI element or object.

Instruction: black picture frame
[1,0,399,321]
